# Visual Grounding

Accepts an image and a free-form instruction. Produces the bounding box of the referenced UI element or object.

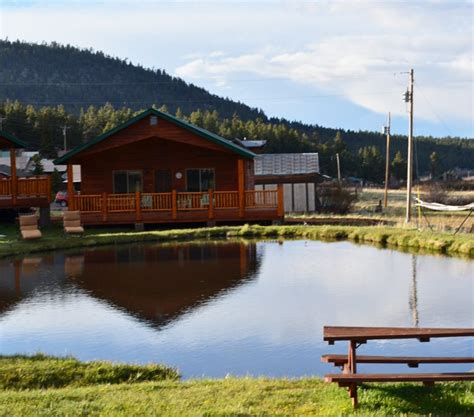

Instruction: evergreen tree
[392,151,407,180]
[30,154,44,175]
[430,151,439,178]
[51,168,63,194]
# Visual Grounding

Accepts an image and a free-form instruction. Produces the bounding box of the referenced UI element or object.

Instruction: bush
[422,183,449,204]
[314,184,357,214]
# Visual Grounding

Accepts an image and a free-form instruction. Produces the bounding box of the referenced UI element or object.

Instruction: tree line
[1,100,472,182]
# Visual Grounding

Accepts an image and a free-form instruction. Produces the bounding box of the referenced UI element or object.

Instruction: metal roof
[254,153,320,175]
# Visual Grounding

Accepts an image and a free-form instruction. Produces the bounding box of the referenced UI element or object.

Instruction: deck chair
[63,210,84,235]
[19,215,42,240]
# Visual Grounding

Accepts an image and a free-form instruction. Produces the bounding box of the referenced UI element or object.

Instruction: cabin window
[186,168,215,192]
[113,170,143,193]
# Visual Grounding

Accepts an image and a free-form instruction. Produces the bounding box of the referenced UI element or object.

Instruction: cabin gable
[55,108,254,164]
[74,116,231,160]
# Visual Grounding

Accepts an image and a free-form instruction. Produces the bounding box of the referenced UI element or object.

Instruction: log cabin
[54,108,283,226]
[0,131,51,211]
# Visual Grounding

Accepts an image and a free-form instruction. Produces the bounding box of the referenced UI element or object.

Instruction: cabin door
[155,169,172,192]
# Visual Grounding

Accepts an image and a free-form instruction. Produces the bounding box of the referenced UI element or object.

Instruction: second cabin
[55,108,283,226]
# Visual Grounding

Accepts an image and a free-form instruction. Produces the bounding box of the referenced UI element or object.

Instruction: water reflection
[1,242,259,329]
[409,255,419,327]
[0,240,472,378]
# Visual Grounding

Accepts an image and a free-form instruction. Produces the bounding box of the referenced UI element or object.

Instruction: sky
[0,0,472,138]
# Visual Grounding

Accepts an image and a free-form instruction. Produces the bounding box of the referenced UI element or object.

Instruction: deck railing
[0,179,12,196]
[0,176,50,198]
[17,177,50,196]
[73,188,283,222]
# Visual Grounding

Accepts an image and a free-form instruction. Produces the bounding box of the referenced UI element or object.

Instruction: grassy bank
[0,223,472,259]
[0,354,178,390]
[0,356,472,416]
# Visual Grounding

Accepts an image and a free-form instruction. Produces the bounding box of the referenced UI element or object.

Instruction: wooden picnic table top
[324,326,474,342]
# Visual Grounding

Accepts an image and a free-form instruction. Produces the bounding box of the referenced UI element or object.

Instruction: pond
[0,240,472,378]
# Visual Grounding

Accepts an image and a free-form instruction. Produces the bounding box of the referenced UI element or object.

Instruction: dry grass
[293,188,473,233]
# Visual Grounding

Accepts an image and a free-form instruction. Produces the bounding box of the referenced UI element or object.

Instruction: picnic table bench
[322,326,474,407]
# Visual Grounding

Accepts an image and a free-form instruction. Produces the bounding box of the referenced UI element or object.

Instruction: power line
[414,80,454,137]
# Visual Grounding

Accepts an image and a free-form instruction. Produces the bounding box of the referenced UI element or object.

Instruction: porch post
[208,189,214,220]
[102,192,108,222]
[67,164,75,210]
[277,184,284,218]
[172,190,177,220]
[238,159,245,218]
[9,148,17,205]
[135,191,142,222]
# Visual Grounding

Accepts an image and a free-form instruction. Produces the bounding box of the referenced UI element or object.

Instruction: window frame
[112,170,144,194]
[185,168,215,192]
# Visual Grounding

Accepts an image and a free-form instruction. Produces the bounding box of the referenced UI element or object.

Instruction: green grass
[0,354,179,390]
[0,355,472,416]
[0,223,472,258]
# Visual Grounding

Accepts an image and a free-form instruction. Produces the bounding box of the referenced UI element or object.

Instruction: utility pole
[383,112,391,208]
[61,125,69,152]
[405,68,414,223]
[336,153,341,184]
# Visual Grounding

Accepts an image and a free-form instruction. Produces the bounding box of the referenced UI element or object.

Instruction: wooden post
[291,183,295,212]
[383,112,391,208]
[348,340,357,374]
[102,192,108,222]
[208,189,214,220]
[172,189,177,220]
[238,159,245,218]
[135,191,142,222]
[277,184,284,218]
[9,148,17,205]
[47,175,52,203]
[67,164,75,210]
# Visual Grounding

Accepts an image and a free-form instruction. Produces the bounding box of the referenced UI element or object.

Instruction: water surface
[0,240,472,377]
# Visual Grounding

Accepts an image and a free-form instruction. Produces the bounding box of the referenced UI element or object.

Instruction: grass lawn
[0,222,473,258]
[0,355,473,416]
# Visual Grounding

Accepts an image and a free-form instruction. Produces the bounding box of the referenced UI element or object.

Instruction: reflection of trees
[408,254,419,327]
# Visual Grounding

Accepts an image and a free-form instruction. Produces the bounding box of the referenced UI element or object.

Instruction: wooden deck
[73,188,284,225]
[0,177,51,209]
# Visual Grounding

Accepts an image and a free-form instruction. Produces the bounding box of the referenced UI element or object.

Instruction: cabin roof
[0,130,27,149]
[54,108,255,164]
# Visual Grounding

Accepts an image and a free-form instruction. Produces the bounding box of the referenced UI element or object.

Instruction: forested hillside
[0,40,473,180]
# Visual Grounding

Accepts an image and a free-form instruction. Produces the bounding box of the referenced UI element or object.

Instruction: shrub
[314,184,357,214]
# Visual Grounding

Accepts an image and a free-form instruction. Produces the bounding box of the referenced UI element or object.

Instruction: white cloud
[174,3,473,123]
[0,0,472,134]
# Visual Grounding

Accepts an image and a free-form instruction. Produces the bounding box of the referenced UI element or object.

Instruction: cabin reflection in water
[1,242,259,328]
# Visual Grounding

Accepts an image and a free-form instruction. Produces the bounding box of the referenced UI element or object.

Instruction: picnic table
[321,326,474,408]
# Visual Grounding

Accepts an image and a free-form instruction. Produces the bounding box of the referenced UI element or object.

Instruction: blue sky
[0,0,472,137]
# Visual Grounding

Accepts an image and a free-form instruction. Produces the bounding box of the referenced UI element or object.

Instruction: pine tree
[429,151,439,179]
[392,151,407,180]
